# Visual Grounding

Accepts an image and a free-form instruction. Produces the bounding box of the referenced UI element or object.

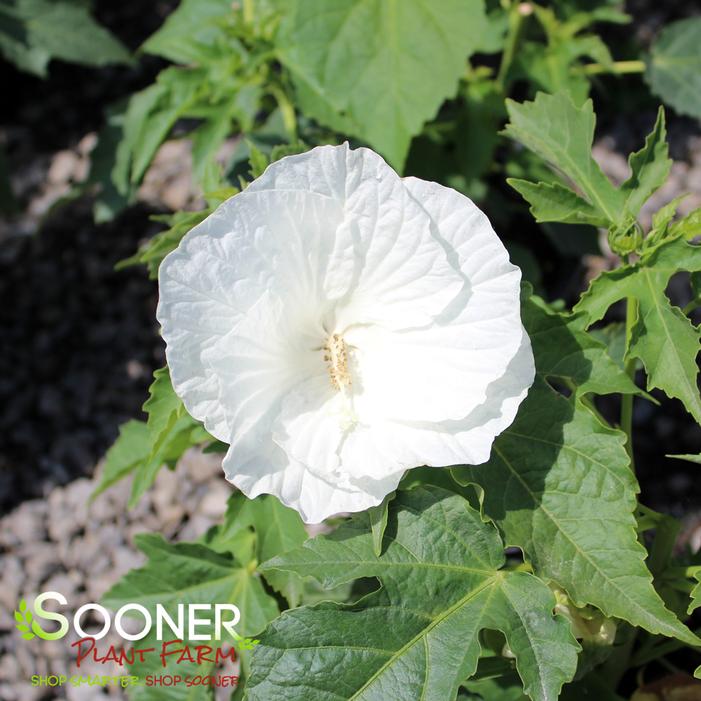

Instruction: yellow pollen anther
[323,334,352,391]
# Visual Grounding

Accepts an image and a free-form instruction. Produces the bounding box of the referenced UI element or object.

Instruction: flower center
[323,333,352,392]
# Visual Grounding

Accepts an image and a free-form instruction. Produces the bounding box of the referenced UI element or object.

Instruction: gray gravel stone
[21,542,62,585]
[1,501,47,546]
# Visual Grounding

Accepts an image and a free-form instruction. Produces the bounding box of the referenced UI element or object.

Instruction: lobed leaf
[209,493,308,607]
[575,237,701,424]
[689,573,701,615]
[248,487,579,701]
[103,534,278,701]
[457,296,698,645]
[503,92,624,226]
[620,106,671,218]
[506,179,609,227]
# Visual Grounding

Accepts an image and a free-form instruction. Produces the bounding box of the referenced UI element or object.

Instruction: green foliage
[646,17,701,122]
[504,92,671,239]
[512,3,627,104]
[456,295,696,645]
[111,0,285,202]
[504,92,625,226]
[576,238,701,424]
[103,533,278,700]
[0,0,131,77]
[668,453,701,466]
[93,368,210,506]
[207,493,308,607]
[247,487,580,701]
[276,0,488,170]
[619,107,671,218]
[117,208,217,279]
[689,572,701,615]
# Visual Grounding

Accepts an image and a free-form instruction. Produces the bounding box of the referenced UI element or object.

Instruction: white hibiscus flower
[157,144,534,523]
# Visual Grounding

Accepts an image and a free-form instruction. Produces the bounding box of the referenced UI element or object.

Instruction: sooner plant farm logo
[14,591,251,643]
[14,591,255,692]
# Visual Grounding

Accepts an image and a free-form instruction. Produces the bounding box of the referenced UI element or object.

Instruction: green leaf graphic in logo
[14,599,36,640]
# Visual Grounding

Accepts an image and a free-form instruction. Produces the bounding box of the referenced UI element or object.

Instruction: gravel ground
[0,449,232,701]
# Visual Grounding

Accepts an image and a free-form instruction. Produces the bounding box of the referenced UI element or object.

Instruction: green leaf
[210,493,308,607]
[575,237,701,423]
[646,194,687,249]
[277,0,487,169]
[117,208,216,279]
[457,296,699,645]
[93,369,210,504]
[249,487,579,701]
[506,179,609,227]
[143,367,184,440]
[190,101,237,186]
[103,534,277,701]
[462,674,528,700]
[141,0,233,64]
[368,492,394,557]
[92,420,152,499]
[247,142,270,179]
[620,107,671,218]
[103,534,278,633]
[503,92,624,226]
[85,104,131,223]
[646,17,701,121]
[524,296,643,400]
[689,572,701,614]
[0,0,131,77]
[113,68,202,193]
[667,453,701,465]
[127,419,202,509]
[670,207,701,240]
[123,367,204,507]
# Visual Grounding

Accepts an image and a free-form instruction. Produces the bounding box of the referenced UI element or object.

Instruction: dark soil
[0,200,165,515]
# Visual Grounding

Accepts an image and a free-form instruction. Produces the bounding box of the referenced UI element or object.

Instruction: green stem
[683,297,701,315]
[647,514,680,575]
[621,295,637,467]
[269,85,297,140]
[496,2,531,92]
[243,0,255,25]
[632,628,701,666]
[578,59,646,76]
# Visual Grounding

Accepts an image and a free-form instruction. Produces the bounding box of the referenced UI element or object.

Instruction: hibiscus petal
[344,177,529,424]
[223,439,401,524]
[341,329,535,482]
[247,142,464,330]
[158,144,534,522]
